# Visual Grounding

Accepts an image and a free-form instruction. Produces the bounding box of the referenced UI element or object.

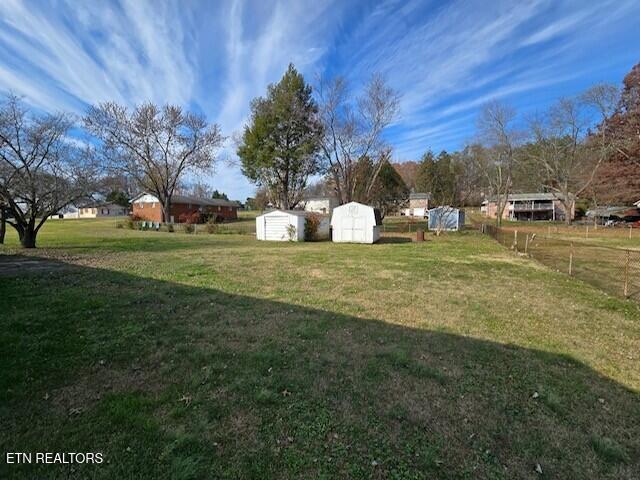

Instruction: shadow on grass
[0,255,638,479]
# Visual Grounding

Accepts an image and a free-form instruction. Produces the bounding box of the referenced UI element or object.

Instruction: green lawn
[1,219,639,479]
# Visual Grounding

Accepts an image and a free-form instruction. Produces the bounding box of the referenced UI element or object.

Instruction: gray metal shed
[428,206,465,231]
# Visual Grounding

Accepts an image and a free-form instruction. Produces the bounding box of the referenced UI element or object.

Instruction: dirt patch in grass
[50,360,168,415]
[0,254,71,275]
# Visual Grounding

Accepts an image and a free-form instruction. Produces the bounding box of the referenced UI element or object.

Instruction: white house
[256,210,329,241]
[402,192,430,217]
[49,205,79,219]
[301,196,339,214]
[78,203,129,218]
[331,202,381,244]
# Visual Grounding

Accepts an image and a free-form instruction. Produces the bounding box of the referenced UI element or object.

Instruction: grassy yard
[1,219,639,479]
[467,209,640,250]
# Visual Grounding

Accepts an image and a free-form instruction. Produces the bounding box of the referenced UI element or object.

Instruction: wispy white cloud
[0,0,638,198]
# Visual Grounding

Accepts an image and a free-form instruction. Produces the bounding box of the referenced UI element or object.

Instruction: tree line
[393,63,639,225]
[1,62,638,247]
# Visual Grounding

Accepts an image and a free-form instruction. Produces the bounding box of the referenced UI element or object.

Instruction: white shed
[331,202,382,244]
[256,210,330,241]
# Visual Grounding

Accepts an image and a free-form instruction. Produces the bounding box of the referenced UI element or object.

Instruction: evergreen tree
[416,150,458,205]
[238,64,323,209]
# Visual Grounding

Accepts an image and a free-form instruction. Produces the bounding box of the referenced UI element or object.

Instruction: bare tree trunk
[162,199,172,223]
[0,208,5,244]
[19,224,37,248]
[564,201,572,225]
[495,196,506,227]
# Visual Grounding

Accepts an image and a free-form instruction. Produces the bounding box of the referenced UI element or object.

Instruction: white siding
[331,202,380,244]
[256,211,305,241]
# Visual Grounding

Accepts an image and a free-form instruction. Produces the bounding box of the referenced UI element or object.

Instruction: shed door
[341,216,365,242]
[265,215,290,241]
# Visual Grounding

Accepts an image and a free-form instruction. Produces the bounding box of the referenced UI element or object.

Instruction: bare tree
[527,98,588,224]
[524,86,620,223]
[317,74,399,205]
[476,101,521,226]
[0,94,99,248]
[582,83,621,160]
[580,83,622,204]
[84,102,223,223]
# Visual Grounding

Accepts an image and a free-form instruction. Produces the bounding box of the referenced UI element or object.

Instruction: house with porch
[481,193,575,222]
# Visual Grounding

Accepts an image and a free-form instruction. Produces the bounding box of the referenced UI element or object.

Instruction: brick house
[402,192,431,217]
[131,193,239,223]
[481,193,575,222]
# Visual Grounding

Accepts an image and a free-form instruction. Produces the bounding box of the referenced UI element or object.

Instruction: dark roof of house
[409,192,431,200]
[483,193,575,203]
[79,201,126,209]
[132,193,239,207]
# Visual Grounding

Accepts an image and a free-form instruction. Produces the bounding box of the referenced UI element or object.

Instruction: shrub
[205,219,217,234]
[286,224,297,241]
[115,222,124,229]
[304,213,321,241]
[183,223,195,234]
[167,223,175,233]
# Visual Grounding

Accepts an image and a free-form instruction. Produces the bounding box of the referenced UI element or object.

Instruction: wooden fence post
[569,242,574,276]
[629,226,632,240]
[524,234,529,254]
[514,229,518,252]
[624,249,630,297]
[586,226,589,239]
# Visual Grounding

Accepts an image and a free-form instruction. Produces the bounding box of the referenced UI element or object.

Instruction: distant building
[48,204,80,219]
[402,192,431,217]
[301,196,338,214]
[131,193,239,223]
[585,206,640,224]
[77,203,129,218]
[428,206,465,231]
[481,193,575,222]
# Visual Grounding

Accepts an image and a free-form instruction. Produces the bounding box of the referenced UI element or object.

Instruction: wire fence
[381,219,428,233]
[480,224,640,300]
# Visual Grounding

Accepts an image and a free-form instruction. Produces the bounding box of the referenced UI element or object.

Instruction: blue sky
[1,0,638,200]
